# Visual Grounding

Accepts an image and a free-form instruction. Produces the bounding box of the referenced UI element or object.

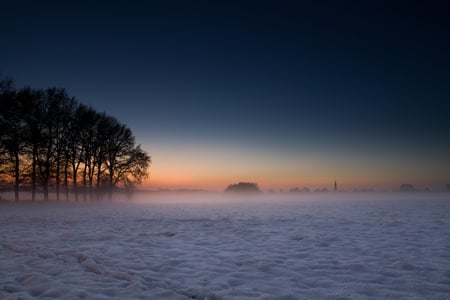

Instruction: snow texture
[1,194,450,299]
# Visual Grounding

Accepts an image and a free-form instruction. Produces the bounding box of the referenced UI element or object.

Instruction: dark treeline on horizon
[0,77,151,202]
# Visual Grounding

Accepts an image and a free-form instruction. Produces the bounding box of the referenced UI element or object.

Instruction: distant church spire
[334,180,337,192]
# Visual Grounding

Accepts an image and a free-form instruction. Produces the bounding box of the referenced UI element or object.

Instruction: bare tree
[36,89,57,201]
[0,80,26,201]
[20,87,44,201]
[100,118,151,199]
[65,103,86,201]
[78,106,100,200]
[114,145,151,197]
[47,88,74,201]
[105,122,132,199]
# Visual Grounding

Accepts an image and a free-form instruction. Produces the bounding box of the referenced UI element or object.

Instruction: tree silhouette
[0,78,151,201]
[66,103,87,201]
[225,182,261,193]
[20,87,45,201]
[0,80,26,201]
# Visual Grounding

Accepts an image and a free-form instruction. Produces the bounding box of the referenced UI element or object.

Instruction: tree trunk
[31,147,37,201]
[14,151,19,202]
[72,161,78,201]
[56,156,60,201]
[89,165,94,201]
[44,146,51,201]
[64,156,69,201]
[96,161,102,201]
[83,162,88,201]
[43,182,49,201]
[108,170,114,200]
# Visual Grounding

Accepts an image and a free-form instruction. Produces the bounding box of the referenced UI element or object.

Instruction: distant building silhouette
[334,180,337,192]
[225,182,261,193]
[400,184,415,192]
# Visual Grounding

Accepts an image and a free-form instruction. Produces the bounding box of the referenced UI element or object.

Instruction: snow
[1,194,450,299]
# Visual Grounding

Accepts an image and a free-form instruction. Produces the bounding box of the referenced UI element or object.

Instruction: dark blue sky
[2,1,450,189]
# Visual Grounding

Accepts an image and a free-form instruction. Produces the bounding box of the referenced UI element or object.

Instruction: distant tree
[289,187,310,193]
[400,184,415,192]
[353,187,374,193]
[225,182,261,193]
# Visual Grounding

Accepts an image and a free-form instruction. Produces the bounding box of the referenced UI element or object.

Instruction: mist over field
[1,193,449,299]
[2,1,450,299]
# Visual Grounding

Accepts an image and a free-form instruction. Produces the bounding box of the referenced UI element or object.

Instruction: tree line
[0,77,151,201]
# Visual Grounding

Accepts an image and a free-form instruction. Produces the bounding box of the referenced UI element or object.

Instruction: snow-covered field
[1,194,449,299]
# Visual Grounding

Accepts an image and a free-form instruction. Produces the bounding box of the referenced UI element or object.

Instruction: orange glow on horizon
[141,171,430,192]
[138,142,450,192]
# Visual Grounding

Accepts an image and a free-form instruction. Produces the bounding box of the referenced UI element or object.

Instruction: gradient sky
[1,1,450,191]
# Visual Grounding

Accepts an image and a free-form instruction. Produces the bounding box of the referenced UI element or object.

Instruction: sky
[1,1,450,191]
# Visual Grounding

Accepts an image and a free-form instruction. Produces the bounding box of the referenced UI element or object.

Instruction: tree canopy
[225,182,261,193]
